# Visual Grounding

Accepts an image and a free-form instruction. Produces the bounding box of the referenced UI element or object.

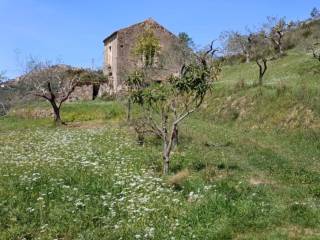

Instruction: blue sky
[1,0,319,78]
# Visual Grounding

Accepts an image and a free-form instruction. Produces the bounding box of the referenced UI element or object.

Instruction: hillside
[1,50,320,239]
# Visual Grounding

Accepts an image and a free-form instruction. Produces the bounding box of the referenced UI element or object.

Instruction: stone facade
[103,18,185,93]
[69,85,94,102]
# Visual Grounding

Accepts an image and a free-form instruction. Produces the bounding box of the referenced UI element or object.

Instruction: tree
[178,32,195,50]
[264,17,287,56]
[23,62,106,125]
[126,70,145,121]
[311,7,320,19]
[311,42,320,62]
[133,28,161,67]
[221,31,252,63]
[0,71,7,83]
[130,43,221,174]
[305,26,320,62]
[126,29,162,121]
[0,71,8,116]
[249,32,274,85]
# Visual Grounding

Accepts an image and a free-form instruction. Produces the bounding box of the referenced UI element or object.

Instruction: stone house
[103,18,186,93]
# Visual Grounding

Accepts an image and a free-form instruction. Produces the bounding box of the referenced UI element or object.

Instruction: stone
[102,18,186,93]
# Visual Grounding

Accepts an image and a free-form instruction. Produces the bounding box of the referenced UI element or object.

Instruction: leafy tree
[133,28,161,67]
[126,70,145,121]
[130,43,221,174]
[126,29,162,121]
[178,32,195,49]
[311,7,320,19]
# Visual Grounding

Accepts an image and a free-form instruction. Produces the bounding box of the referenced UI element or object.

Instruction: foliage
[1,96,320,239]
[130,45,221,174]
[178,32,195,49]
[2,47,320,238]
[133,28,161,67]
[311,7,320,19]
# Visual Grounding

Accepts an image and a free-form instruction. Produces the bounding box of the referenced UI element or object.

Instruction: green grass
[221,50,319,87]
[1,51,320,239]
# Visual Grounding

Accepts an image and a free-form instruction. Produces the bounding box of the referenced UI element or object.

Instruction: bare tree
[221,31,252,63]
[130,42,221,174]
[310,42,320,62]
[0,71,8,116]
[264,17,287,56]
[249,32,274,85]
[305,27,320,62]
[22,62,106,125]
[0,71,6,83]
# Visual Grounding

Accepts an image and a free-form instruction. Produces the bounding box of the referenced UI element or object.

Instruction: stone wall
[69,85,93,102]
[103,19,186,93]
[103,34,118,89]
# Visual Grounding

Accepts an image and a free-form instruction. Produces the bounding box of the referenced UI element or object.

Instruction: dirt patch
[283,225,320,239]
[249,177,274,186]
[218,96,254,121]
[281,104,319,129]
[167,169,190,189]
[66,120,106,129]
[10,108,53,119]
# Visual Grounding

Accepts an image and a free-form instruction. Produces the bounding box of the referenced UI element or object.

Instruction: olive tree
[23,62,106,125]
[310,40,320,62]
[130,43,221,174]
[249,32,274,85]
[0,71,6,83]
[0,71,8,115]
[264,17,287,56]
[305,27,320,62]
[221,31,252,63]
[312,44,320,62]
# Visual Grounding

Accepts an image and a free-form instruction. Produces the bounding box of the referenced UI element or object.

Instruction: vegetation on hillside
[1,6,320,240]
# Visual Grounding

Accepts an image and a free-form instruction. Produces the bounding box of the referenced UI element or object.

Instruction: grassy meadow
[1,51,320,239]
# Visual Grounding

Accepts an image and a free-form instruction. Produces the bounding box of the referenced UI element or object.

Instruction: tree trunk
[172,125,179,146]
[256,59,267,86]
[259,74,263,86]
[163,144,170,175]
[245,52,250,63]
[279,44,283,56]
[50,100,62,125]
[127,98,131,122]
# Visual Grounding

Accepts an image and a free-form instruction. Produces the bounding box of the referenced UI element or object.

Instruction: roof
[103,18,176,44]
